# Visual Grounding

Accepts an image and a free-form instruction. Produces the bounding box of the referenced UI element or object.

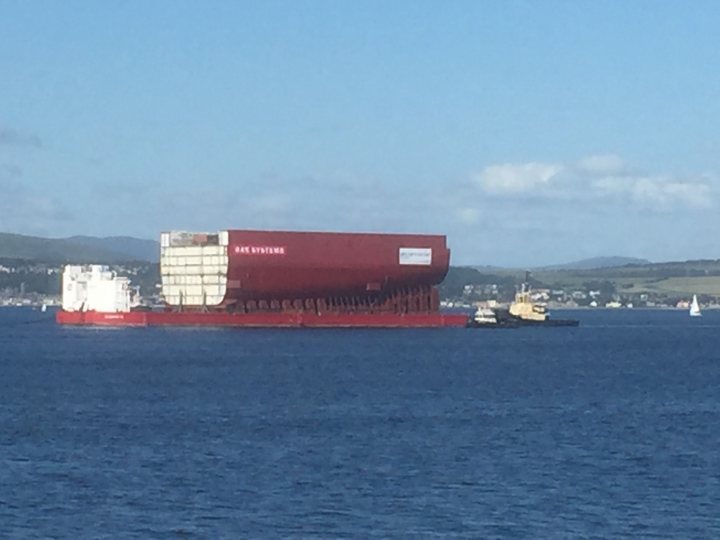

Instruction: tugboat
[467,275,579,328]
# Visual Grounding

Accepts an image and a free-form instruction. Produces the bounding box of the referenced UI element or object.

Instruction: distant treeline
[441,258,720,302]
[439,267,517,299]
[5,256,720,301]
[552,260,720,280]
[0,273,61,296]
[0,259,160,297]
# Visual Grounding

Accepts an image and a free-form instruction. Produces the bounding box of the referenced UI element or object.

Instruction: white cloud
[593,175,714,209]
[469,155,716,211]
[254,192,291,213]
[0,164,23,179]
[475,162,564,194]
[0,126,42,148]
[0,185,72,234]
[577,154,626,175]
[456,207,480,224]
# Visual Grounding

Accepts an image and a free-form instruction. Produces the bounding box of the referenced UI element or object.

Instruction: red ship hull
[224,230,450,301]
[56,310,469,328]
[161,229,453,314]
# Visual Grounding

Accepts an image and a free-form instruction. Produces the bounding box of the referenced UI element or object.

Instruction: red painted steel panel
[56,310,469,328]
[224,230,450,301]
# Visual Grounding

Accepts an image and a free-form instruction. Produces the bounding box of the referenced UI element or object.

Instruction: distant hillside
[446,257,720,300]
[0,232,159,263]
[535,256,651,271]
[440,266,517,299]
[65,236,159,262]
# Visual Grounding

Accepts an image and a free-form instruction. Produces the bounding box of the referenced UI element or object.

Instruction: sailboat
[689,294,702,317]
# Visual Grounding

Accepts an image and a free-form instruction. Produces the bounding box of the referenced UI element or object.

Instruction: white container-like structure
[160,231,229,307]
[62,265,137,313]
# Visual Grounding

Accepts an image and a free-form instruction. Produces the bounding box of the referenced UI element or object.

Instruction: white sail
[689,294,702,317]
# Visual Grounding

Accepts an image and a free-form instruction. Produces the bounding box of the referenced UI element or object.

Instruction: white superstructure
[62,265,137,313]
[160,231,229,307]
[470,306,498,325]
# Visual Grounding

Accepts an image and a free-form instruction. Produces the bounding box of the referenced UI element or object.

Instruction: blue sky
[1,1,719,266]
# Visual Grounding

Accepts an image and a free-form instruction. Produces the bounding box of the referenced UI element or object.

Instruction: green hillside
[528,259,720,296]
[443,258,720,303]
[0,232,157,263]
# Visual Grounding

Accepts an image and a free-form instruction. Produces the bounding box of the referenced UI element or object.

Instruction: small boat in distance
[689,294,702,317]
[467,306,518,328]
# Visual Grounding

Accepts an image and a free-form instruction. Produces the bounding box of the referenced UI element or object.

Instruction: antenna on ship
[521,270,531,294]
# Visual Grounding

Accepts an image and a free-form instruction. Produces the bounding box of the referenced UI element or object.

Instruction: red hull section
[56,310,469,328]
[225,230,450,302]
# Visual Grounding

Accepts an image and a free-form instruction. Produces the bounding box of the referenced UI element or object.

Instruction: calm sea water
[1,308,719,538]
